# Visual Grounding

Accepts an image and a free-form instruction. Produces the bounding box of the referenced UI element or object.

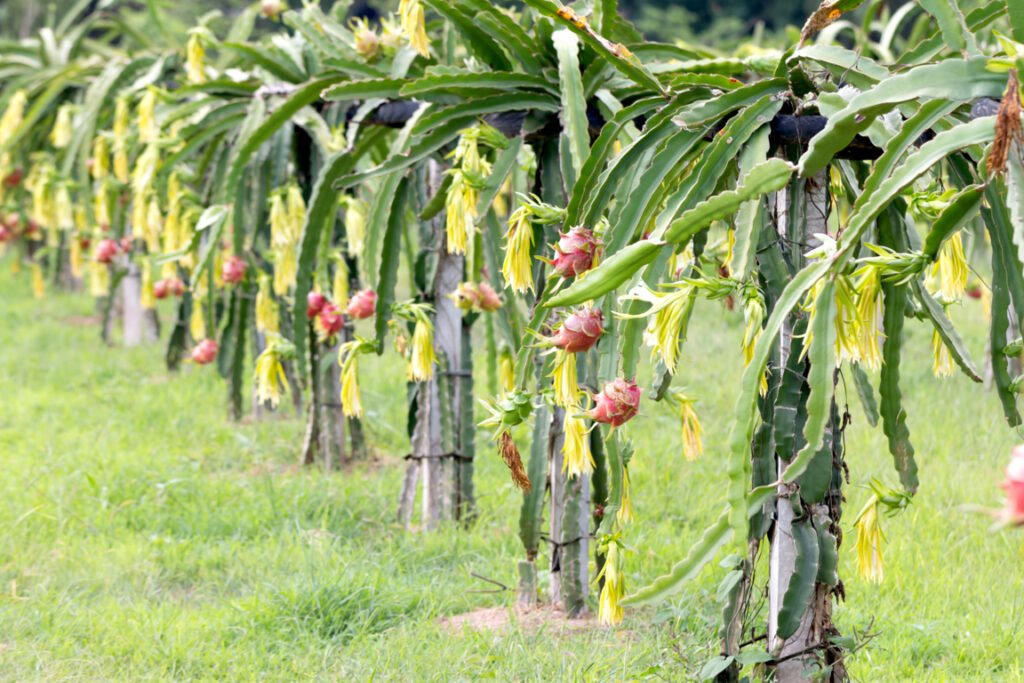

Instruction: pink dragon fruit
[477,282,502,312]
[192,339,219,365]
[94,238,119,264]
[346,288,377,320]
[306,291,328,320]
[318,302,345,337]
[1003,445,1024,520]
[589,378,641,427]
[552,226,601,279]
[551,306,604,353]
[222,256,247,285]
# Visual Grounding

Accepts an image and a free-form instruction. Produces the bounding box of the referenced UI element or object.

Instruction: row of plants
[2,0,1024,679]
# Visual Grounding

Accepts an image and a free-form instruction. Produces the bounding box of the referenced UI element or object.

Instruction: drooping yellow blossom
[54,183,73,231]
[141,260,156,310]
[499,348,515,393]
[502,206,534,293]
[91,135,109,179]
[619,284,696,373]
[185,32,206,85]
[852,266,883,370]
[741,285,765,366]
[597,541,625,625]
[255,273,279,334]
[342,195,367,258]
[617,467,635,524]
[932,327,955,378]
[145,196,162,252]
[132,144,159,197]
[31,262,45,299]
[332,254,349,308]
[190,301,206,341]
[137,88,159,144]
[50,104,74,149]
[672,390,704,461]
[70,235,84,279]
[94,181,111,228]
[398,0,430,57]
[562,409,594,478]
[338,340,368,418]
[270,187,303,295]
[854,496,884,584]
[935,231,968,303]
[286,185,306,235]
[444,170,474,255]
[551,349,578,408]
[254,340,290,408]
[804,274,863,366]
[112,96,130,183]
[408,317,436,381]
[0,90,27,143]
[89,259,110,297]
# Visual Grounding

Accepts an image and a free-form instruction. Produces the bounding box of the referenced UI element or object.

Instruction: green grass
[1,260,1023,681]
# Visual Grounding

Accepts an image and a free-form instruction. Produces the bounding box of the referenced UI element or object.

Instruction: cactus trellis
[4,0,1024,678]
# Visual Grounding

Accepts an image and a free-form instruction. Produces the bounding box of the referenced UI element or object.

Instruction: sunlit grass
[0,261,1022,681]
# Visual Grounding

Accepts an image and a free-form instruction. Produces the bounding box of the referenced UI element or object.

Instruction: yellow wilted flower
[50,104,74,149]
[502,205,534,293]
[286,185,306,236]
[273,245,297,296]
[132,144,159,197]
[141,260,156,310]
[54,183,73,230]
[70,235,84,279]
[444,170,474,255]
[89,259,110,297]
[339,339,374,418]
[617,467,634,524]
[408,317,435,381]
[137,88,159,144]
[741,284,765,366]
[932,327,955,378]
[935,231,968,302]
[0,90,27,143]
[255,273,279,334]
[254,337,292,408]
[398,0,430,57]
[619,283,696,373]
[185,32,206,85]
[190,301,206,340]
[94,181,111,228]
[671,390,704,461]
[145,197,162,252]
[499,348,515,393]
[562,409,594,478]
[597,541,625,626]
[331,253,349,308]
[31,262,45,299]
[112,96,130,183]
[551,349,578,408]
[342,195,367,258]
[91,135,109,179]
[852,265,883,370]
[854,497,884,584]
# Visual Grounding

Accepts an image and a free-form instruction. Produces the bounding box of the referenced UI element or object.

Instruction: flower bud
[552,226,600,278]
[551,306,603,353]
[346,288,377,320]
[261,0,285,20]
[451,282,483,311]
[192,339,218,365]
[589,378,641,427]
[477,282,502,312]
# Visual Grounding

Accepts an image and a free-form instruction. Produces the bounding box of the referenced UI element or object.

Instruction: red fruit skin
[0,226,11,243]
[590,378,641,427]
[477,282,502,312]
[192,339,219,365]
[119,237,132,254]
[79,237,91,250]
[551,307,604,353]
[1003,448,1024,518]
[2,168,23,188]
[94,238,119,264]
[221,256,247,285]
[153,279,170,300]
[552,226,600,279]
[24,220,38,236]
[346,289,378,320]
[319,303,344,336]
[169,278,185,297]
[307,291,328,320]
[966,286,983,300]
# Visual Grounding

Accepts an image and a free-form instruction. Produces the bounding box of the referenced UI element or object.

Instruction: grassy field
[1,260,1023,682]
